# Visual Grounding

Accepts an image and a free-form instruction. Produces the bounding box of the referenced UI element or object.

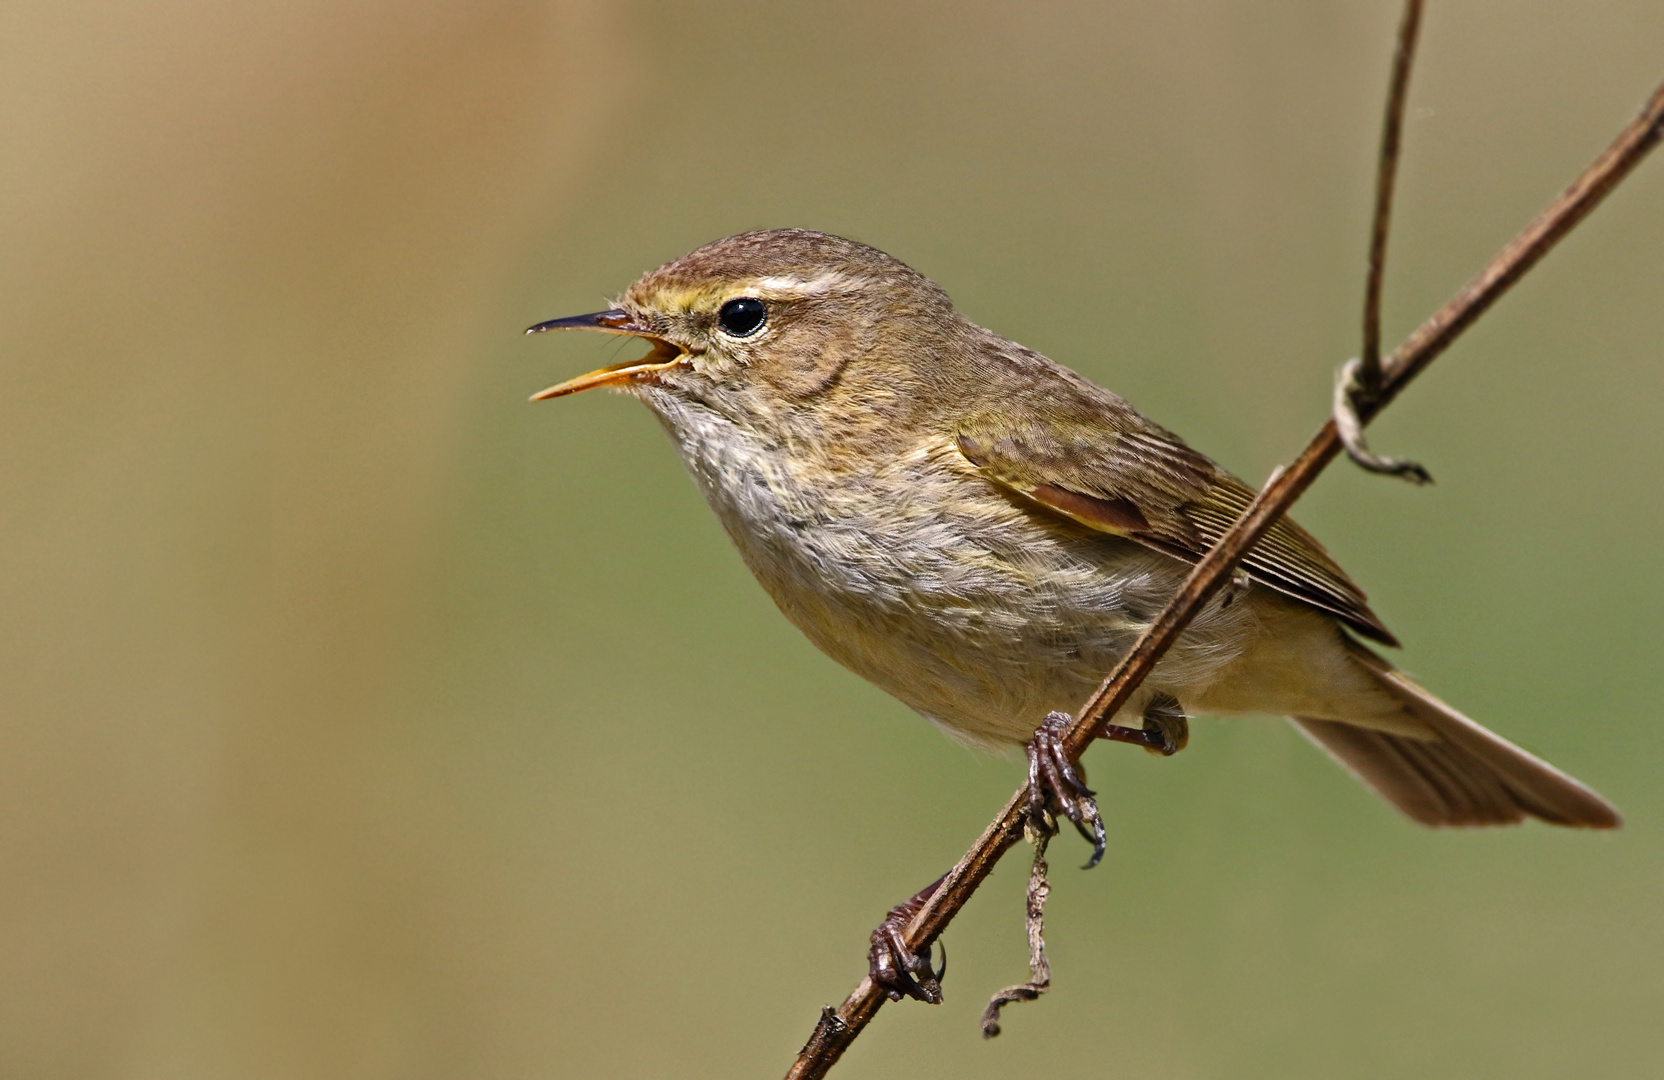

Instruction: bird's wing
[954,412,1397,645]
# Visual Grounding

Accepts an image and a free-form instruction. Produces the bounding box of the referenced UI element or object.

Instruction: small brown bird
[529,227,1618,835]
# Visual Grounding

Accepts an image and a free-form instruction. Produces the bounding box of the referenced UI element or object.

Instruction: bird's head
[527,230,964,427]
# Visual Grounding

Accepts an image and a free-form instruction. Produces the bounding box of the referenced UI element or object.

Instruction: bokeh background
[3,2,1661,1077]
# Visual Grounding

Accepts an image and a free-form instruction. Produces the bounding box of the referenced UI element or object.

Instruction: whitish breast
[644,393,1253,747]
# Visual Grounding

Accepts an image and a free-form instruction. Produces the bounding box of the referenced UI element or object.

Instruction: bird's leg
[1026,711,1107,869]
[868,874,947,1004]
[1096,692,1189,757]
[869,697,1169,998]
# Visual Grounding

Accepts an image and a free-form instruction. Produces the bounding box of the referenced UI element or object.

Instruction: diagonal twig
[784,59,1664,1080]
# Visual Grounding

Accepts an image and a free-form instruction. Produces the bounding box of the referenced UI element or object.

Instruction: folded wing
[954,411,1397,645]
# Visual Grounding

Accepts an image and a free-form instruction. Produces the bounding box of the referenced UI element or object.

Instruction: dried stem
[783,68,1664,1080]
[1341,0,1433,482]
[980,817,1055,1038]
[1362,0,1424,389]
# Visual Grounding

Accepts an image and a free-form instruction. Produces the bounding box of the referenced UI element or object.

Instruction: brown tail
[1291,644,1620,829]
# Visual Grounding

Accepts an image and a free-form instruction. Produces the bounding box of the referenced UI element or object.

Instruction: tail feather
[1293,643,1621,829]
[1295,718,1526,826]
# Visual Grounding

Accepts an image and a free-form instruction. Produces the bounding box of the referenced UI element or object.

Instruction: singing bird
[529,229,1618,839]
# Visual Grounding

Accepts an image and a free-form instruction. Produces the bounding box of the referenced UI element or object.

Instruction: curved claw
[868,876,947,1005]
[1025,712,1108,870]
[1077,812,1108,870]
[873,925,941,1004]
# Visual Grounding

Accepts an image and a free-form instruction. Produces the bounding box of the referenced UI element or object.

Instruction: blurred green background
[2,2,1661,1077]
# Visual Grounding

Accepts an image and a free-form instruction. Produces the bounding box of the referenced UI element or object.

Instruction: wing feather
[955,413,1397,645]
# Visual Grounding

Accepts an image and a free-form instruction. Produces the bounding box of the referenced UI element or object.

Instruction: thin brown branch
[1362,0,1424,389]
[1341,0,1433,483]
[784,71,1664,1080]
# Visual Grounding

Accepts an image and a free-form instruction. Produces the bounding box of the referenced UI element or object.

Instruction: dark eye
[718,297,767,337]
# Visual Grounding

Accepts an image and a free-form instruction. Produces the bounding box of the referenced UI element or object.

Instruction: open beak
[524,309,684,400]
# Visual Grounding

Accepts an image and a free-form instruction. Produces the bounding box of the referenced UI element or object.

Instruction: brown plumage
[955,415,1398,644]
[530,228,1619,830]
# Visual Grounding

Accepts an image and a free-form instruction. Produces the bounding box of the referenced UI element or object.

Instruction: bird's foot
[1026,711,1107,869]
[1097,692,1189,757]
[868,875,947,1004]
[1140,692,1189,755]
